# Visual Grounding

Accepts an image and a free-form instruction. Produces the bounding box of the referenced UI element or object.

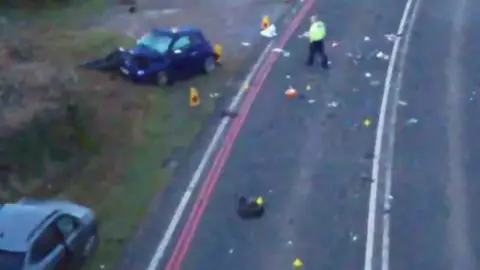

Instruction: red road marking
[165,0,316,268]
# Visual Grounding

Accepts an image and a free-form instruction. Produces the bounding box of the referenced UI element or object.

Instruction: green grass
[1,8,224,268]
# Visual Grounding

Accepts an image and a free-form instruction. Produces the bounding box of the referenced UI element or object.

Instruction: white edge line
[363,0,416,269]
[145,40,274,270]
[380,0,421,269]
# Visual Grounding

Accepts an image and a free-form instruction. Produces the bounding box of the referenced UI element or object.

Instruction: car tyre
[156,71,170,86]
[203,56,216,74]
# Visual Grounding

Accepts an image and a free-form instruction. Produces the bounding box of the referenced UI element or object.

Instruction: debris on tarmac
[209,92,220,98]
[306,85,311,91]
[237,196,265,219]
[285,87,297,98]
[351,232,358,242]
[327,101,338,107]
[241,42,251,46]
[332,41,339,47]
[260,24,277,38]
[272,48,290,57]
[376,51,390,60]
[293,258,304,268]
[364,36,371,41]
[229,248,234,254]
[406,118,418,125]
[221,110,238,118]
[365,72,372,78]
[398,100,408,106]
[286,74,291,79]
[363,118,372,126]
[298,31,309,38]
[308,99,316,104]
[361,173,373,183]
[385,33,400,42]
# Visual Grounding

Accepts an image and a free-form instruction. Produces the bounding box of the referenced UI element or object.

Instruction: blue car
[119,26,221,85]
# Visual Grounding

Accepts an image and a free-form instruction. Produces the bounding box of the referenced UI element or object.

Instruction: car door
[55,214,85,266]
[170,35,193,79]
[187,32,206,72]
[28,222,72,270]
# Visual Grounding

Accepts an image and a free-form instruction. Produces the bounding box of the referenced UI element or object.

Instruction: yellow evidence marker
[261,15,270,30]
[255,196,264,206]
[190,87,200,107]
[363,118,371,127]
[293,258,304,268]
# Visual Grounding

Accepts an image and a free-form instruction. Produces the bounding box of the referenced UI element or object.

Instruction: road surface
[115,0,480,269]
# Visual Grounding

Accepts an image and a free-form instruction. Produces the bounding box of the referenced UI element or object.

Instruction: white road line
[380,0,422,269]
[145,41,274,270]
[363,0,418,269]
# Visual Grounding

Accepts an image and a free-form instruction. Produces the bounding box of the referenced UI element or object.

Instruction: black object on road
[237,196,265,219]
[79,49,127,71]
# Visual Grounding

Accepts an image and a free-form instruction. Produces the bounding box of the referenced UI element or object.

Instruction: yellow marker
[190,87,200,107]
[255,196,264,206]
[214,44,223,62]
[363,119,371,127]
[293,258,304,268]
[261,15,270,30]
[306,85,311,91]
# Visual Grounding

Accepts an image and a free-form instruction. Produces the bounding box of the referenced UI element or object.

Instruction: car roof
[0,203,57,252]
[150,25,202,37]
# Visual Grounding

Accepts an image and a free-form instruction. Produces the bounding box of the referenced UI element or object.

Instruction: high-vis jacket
[309,21,326,42]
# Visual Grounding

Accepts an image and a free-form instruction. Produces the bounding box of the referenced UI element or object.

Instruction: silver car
[0,198,98,270]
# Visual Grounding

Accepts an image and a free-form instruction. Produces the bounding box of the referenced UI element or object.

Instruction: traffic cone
[190,87,200,107]
[261,16,270,30]
[285,87,297,98]
[293,258,304,268]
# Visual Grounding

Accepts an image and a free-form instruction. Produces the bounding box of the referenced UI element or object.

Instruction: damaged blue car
[119,26,221,85]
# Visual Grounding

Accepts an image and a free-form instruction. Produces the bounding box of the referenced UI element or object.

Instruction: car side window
[172,36,191,50]
[189,33,203,46]
[56,215,79,238]
[30,223,64,264]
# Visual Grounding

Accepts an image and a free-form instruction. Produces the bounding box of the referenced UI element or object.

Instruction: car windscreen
[0,250,25,270]
[137,33,172,54]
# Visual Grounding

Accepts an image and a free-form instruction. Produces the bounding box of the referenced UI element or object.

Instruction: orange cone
[285,87,297,98]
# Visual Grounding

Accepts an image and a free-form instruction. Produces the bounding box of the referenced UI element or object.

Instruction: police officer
[306,15,329,69]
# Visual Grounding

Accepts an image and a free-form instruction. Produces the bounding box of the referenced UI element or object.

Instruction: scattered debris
[287,240,293,246]
[298,31,309,39]
[221,110,238,118]
[376,51,390,60]
[351,233,358,242]
[365,72,372,78]
[241,42,251,47]
[79,49,126,71]
[308,99,316,104]
[364,36,371,42]
[385,33,400,42]
[361,173,373,183]
[398,100,408,106]
[406,118,418,125]
[237,196,265,219]
[332,41,339,47]
[229,248,234,254]
[260,24,277,38]
[306,85,311,91]
[327,101,338,107]
[363,119,371,127]
[272,48,290,57]
[285,87,297,98]
[286,75,291,79]
[209,92,220,98]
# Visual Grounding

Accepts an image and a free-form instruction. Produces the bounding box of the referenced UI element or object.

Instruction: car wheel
[156,71,170,86]
[203,56,216,74]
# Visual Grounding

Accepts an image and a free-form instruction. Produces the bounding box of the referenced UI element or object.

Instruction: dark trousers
[307,39,329,67]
